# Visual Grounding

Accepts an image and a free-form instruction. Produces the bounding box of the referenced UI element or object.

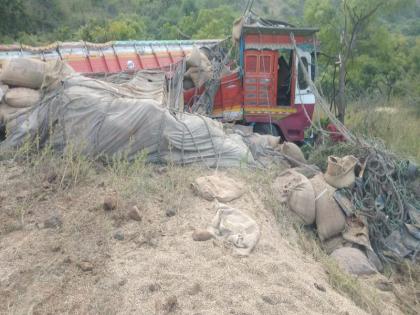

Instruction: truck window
[259,56,271,73]
[298,57,309,90]
[245,55,257,72]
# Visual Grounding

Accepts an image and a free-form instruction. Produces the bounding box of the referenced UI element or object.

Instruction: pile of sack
[273,154,383,276]
[0,58,47,131]
[0,60,253,168]
[183,46,213,89]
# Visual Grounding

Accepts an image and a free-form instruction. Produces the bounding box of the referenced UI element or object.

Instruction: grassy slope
[346,99,420,162]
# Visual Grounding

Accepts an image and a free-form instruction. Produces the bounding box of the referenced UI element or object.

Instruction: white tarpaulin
[0,63,253,167]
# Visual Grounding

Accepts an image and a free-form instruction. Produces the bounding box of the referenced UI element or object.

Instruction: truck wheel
[253,123,282,138]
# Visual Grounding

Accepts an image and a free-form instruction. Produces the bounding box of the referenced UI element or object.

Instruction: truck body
[0,22,318,141]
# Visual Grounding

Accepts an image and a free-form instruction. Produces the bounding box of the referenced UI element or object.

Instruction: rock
[128,206,142,221]
[47,172,57,183]
[166,208,176,217]
[119,279,127,286]
[331,247,377,276]
[163,296,178,313]
[149,283,161,292]
[63,256,72,264]
[261,295,277,305]
[192,229,213,241]
[314,283,326,292]
[155,166,167,174]
[103,195,117,211]
[51,245,61,252]
[188,283,202,296]
[43,216,62,229]
[77,261,93,272]
[114,231,125,241]
[375,279,393,292]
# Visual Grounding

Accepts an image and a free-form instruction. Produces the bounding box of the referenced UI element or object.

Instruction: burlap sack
[0,102,31,129]
[331,247,377,276]
[310,173,346,241]
[192,174,245,202]
[232,17,244,44]
[186,46,211,69]
[273,170,316,225]
[185,66,211,88]
[0,84,9,102]
[0,58,46,89]
[280,142,306,166]
[4,88,40,108]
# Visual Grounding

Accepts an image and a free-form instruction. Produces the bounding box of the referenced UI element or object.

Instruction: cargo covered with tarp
[0,60,253,167]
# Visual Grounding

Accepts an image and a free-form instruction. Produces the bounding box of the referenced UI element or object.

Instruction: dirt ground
[0,160,411,315]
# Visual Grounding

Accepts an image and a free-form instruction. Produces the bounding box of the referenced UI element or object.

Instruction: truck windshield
[298,57,309,90]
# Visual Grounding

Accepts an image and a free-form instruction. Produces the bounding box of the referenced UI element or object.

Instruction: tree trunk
[337,53,346,123]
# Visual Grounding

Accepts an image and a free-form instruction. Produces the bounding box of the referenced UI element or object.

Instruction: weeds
[346,98,420,163]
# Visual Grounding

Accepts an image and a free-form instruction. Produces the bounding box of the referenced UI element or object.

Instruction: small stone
[261,295,276,305]
[51,245,61,252]
[192,229,213,241]
[188,283,202,296]
[149,283,161,292]
[163,296,178,313]
[375,279,393,292]
[77,261,93,272]
[114,231,125,241]
[43,216,62,229]
[128,206,142,221]
[314,283,326,292]
[103,195,117,211]
[165,208,176,217]
[47,172,57,183]
[63,256,72,264]
[156,166,167,174]
[119,279,127,286]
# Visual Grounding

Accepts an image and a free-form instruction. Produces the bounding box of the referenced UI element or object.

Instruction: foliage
[0,0,419,111]
[304,0,420,101]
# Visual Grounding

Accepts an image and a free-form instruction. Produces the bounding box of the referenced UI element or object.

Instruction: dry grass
[0,140,416,314]
[346,98,420,162]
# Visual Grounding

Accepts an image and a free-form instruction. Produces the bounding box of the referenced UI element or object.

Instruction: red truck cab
[185,22,318,141]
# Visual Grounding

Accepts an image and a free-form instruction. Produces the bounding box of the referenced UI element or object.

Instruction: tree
[305,0,413,123]
[0,0,29,39]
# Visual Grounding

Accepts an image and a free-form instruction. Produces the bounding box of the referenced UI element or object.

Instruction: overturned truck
[0,14,318,143]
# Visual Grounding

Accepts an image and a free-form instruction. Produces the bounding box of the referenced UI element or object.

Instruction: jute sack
[331,247,377,276]
[232,17,244,44]
[310,173,346,241]
[0,84,9,103]
[280,142,306,166]
[186,46,211,69]
[0,58,46,89]
[4,88,40,108]
[273,170,316,225]
[247,134,280,149]
[324,155,358,189]
[185,66,212,88]
[192,174,245,202]
[0,102,31,126]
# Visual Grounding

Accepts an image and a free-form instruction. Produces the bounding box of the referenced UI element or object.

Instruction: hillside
[0,157,412,314]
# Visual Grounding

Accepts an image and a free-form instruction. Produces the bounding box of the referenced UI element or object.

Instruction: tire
[253,123,282,138]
